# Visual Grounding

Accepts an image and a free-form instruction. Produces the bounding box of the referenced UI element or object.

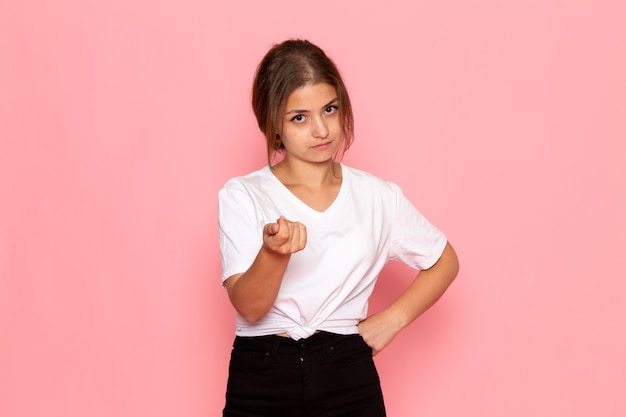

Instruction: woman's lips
[312,141,332,150]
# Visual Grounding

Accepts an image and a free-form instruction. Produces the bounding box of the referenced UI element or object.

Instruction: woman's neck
[271,158,342,190]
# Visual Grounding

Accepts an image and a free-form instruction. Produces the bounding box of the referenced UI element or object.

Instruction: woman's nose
[312,117,329,139]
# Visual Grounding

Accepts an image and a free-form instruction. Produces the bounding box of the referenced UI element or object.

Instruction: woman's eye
[325,105,338,114]
[291,114,305,122]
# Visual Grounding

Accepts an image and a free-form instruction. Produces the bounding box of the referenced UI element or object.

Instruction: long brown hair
[252,39,354,164]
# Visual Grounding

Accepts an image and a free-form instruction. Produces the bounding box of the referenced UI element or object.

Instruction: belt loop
[269,336,281,363]
[318,332,335,357]
[273,337,281,355]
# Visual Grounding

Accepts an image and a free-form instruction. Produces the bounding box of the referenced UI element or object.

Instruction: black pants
[223,331,387,417]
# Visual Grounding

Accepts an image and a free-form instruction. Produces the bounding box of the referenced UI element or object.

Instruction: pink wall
[1,1,625,416]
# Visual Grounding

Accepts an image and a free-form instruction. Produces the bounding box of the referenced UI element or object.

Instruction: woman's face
[279,82,343,165]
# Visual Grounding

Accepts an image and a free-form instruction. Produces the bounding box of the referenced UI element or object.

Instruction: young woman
[218,39,459,417]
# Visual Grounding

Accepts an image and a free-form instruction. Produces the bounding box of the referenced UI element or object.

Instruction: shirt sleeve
[388,183,448,270]
[218,183,264,284]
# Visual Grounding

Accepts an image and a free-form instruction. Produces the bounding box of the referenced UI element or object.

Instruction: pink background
[1,1,625,416]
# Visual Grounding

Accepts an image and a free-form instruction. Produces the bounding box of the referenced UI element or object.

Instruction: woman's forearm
[387,242,459,329]
[358,242,459,354]
[225,216,307,323]
[225,245,291,323]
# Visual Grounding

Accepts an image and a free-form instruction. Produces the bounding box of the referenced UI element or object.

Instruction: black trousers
[223,331,387,417]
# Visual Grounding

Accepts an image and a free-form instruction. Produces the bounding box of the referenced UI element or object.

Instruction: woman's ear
[274,133,282,149]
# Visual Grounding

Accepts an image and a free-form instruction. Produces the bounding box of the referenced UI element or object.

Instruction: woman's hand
[357,310,403,356]
[263,216,307,255]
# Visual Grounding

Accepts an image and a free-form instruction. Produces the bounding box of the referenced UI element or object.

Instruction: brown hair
[252,39,354,164]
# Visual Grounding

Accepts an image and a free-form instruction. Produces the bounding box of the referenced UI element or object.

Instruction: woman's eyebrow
[285,97,339,115]
[323,98,339,108]
[285,108,309,115]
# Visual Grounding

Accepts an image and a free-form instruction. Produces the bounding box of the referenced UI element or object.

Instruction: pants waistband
[233,331,362,359]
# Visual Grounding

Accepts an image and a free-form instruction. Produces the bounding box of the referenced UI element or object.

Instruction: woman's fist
[263,216,307,255]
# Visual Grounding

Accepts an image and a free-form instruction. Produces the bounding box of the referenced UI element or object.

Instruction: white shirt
[218,164,447,340]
